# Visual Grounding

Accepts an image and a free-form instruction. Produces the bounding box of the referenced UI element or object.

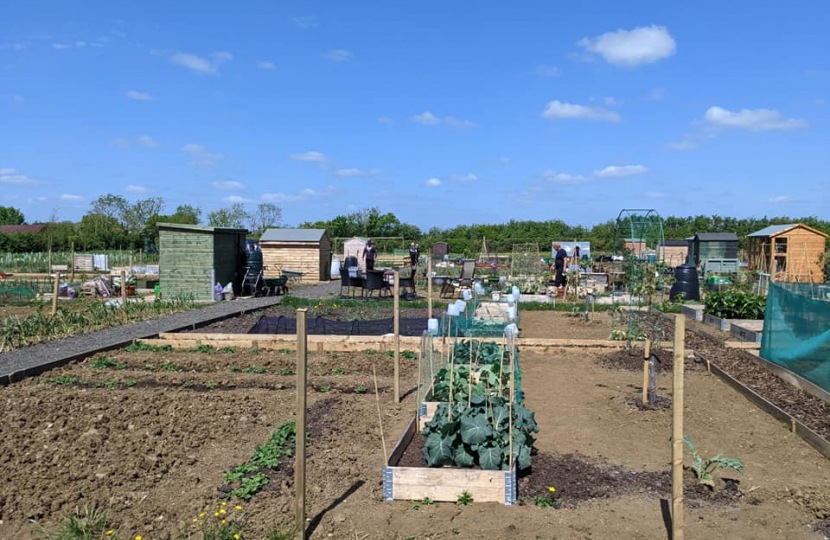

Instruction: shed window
[774,238,788,254]
[775,256,787,274]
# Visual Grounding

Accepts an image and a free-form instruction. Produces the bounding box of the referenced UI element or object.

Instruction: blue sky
[1,1,828,229]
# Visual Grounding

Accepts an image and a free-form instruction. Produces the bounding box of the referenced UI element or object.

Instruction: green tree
[248,203,283,238]
[0,206,25,225]
[208,203,249,229]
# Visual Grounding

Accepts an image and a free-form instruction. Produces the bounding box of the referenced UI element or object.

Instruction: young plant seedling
[90,357,125,370]
[456,491,473,506]
[319,385,332,393]
[245,367,269,374]
[683,436,744,487]
[220,346,235,354]
[162,361,179,371]
[206,382,218,389]
[354,386,368,394]
[195,344,216,354]
[278,348,292,355]
[248,348,260,354]
[124,379,137,387]
[331,367,346,375]
[278,368,294,375]
[143,364,156,371]
[182,381,194,388]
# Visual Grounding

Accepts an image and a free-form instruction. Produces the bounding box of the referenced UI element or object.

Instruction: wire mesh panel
[761,281,830,392]
[510,243,541,281]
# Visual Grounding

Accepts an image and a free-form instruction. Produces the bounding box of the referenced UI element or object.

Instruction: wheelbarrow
[262,276,289,296]
[280,269,304,288]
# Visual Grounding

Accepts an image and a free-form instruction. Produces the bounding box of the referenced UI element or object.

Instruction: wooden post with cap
[295,308,308,540]
[672,315,685,540]
[393,269,401,403]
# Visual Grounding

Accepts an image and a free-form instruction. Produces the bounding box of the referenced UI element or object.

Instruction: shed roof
[157,223,248,234]
[747,223,829,238]
[0,224,46,234]
[694,233,738,242]
[260,228,327,242]
[660,240,689,247]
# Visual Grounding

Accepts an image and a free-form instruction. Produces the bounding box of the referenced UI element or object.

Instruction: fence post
[51,273,60,316]
[672,315,685,540]
[393,269,400,403]
[427,258,433,319]
[295,308,308,540]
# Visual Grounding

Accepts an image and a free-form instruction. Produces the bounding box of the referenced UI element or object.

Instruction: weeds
[245,367,269,374]
[401,350,417,360]
[182,381,194,388]
[456,491,473,506]
[278,368,294,376]
[219,346,235,354]
[143,364,156,371]
[162,361,179,371]
[354,386,368,394]
[176,501,244,540]
[278,348,292,355]
[319,385,332,393]
[124,379,137,387]
[364,349,378,355]
[124,341,173,352]
[195,345,216,354]
[248,348,260,355]
[90,357,125,370]
[263,526,295,540]
[206,382,218,389]
[41,376,75,386]
[34,503,118,540]
[331,367,346,375]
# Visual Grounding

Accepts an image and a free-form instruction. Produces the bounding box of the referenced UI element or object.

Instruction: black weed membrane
[247,315,429,336]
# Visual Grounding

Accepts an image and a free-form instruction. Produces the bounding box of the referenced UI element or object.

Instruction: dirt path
[519,310,614,339]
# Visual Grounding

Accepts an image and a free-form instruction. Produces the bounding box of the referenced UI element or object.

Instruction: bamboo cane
[642,338,651,404]
[417,343,423,425]
[508,335,515,470]
[448,344,454,422]
[295,308,308,540]
[468,338,473,407]
[372,363,388,467]
[672,315,685,540]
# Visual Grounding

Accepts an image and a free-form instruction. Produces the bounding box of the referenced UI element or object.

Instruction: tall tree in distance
[248,203,283,238]
[0,206,26,225]
[208,203,250,229]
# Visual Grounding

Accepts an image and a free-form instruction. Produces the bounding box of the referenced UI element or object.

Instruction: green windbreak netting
[761,282,830,392]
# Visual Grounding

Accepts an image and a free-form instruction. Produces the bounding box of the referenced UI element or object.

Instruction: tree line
[1,199,828,256]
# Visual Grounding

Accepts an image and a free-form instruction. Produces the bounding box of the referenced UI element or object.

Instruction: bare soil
[0,325,828,539]
[519,310,614,339]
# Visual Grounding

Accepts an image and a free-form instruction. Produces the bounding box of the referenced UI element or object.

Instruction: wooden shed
[158,223,248,302]
[688,233,738,267]
[658,240,689,268]
[342,236,368,274]
[747,223,828,283]
[260,228,332,282]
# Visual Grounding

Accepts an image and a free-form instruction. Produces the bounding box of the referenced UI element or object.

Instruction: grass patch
[517,301,613,312]
[34,503,116,540]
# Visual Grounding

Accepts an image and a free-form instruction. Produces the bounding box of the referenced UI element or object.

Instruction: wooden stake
[295,308,308,540]
[427,258,433,319]
[120,270,127,311]
[508,333,515,470]
[417,344,423,421]
[642,338,651,404]
[393,270,401,403]
[672,315,685,540]
[448,345,455,421]
[51,273,60,316]
[70,241,75,282]
[468,338,474,407]
[47,247,52,274]
[373,363,388,465]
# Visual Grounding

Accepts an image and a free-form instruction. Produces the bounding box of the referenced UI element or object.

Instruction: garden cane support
[642,339,651,404]
[427,258,433,319]
[672,315,685,540]
[120,270,127,310]
[393,270,400,403]
[51,273,59,316]
[295,308,308,540]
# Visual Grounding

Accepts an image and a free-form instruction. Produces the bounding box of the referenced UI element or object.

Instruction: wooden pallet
[383,417,517,505]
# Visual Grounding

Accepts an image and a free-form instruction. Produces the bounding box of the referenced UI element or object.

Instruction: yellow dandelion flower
[548,486,556,493]
[220,508,226,514]
[106,532,114,536]
[234,535,240,540]
[221,501,227,506]
[199,512,206,517]
[136,536,143,540]
[221,519,226,524]
[193,518,198,523]
[214,512,220,517]
[235,505,242,510]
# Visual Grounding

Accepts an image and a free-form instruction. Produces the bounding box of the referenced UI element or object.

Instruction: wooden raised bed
[383,417,517,505]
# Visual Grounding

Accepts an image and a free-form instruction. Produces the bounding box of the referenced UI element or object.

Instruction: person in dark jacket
[552,242,569,288]
[363,240,377,271]
[409,243,420,267]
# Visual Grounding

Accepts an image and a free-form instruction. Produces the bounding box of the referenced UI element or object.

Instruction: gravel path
[0,296,282,383]
[288,280,342,300]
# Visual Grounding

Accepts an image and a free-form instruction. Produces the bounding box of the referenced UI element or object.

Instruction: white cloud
[703,106,808,131]
[444,116,477,128]
[536,64,561,77]
[111,136,160,149]
[211,180,247,190]
[377,117,395,125]
[412,111,440,125]
[169,51,233,75]
[125,184,151,194]
[542,170,589,184]
[291,16,317,29]
[336,168,380,178]
[222,195,257,204]
[448,173,478,182]
[578,25,676,67]
[594,165,649,178]
[664,140,698,151]
[0,168,41,185]
[290,151,328,163]
[261,192,303,203]
[182,143,225,168]
[326,49,353,61]
[412,111,476,127]
[648,88,666,101]
[51,43,70,50]
[256,60,276,70]
[59,194,83,202]
[126,90,156,101]
[768,195,790,203]
[542,100,621,122]
[426,178,442,187]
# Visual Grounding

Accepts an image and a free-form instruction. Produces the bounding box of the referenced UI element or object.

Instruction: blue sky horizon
[1,1,828,229]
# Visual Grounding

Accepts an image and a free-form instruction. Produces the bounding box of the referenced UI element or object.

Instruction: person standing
[363,240,377,272]
[409,242,419,268]
[552,242,569,288]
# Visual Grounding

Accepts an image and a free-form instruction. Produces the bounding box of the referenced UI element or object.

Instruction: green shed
[158,223,248,302]
[687,232,739,267]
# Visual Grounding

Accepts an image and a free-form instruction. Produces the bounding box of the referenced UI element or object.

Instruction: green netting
[760,282,830,392]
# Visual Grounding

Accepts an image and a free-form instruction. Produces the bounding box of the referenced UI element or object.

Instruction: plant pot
[126,285,136,297]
